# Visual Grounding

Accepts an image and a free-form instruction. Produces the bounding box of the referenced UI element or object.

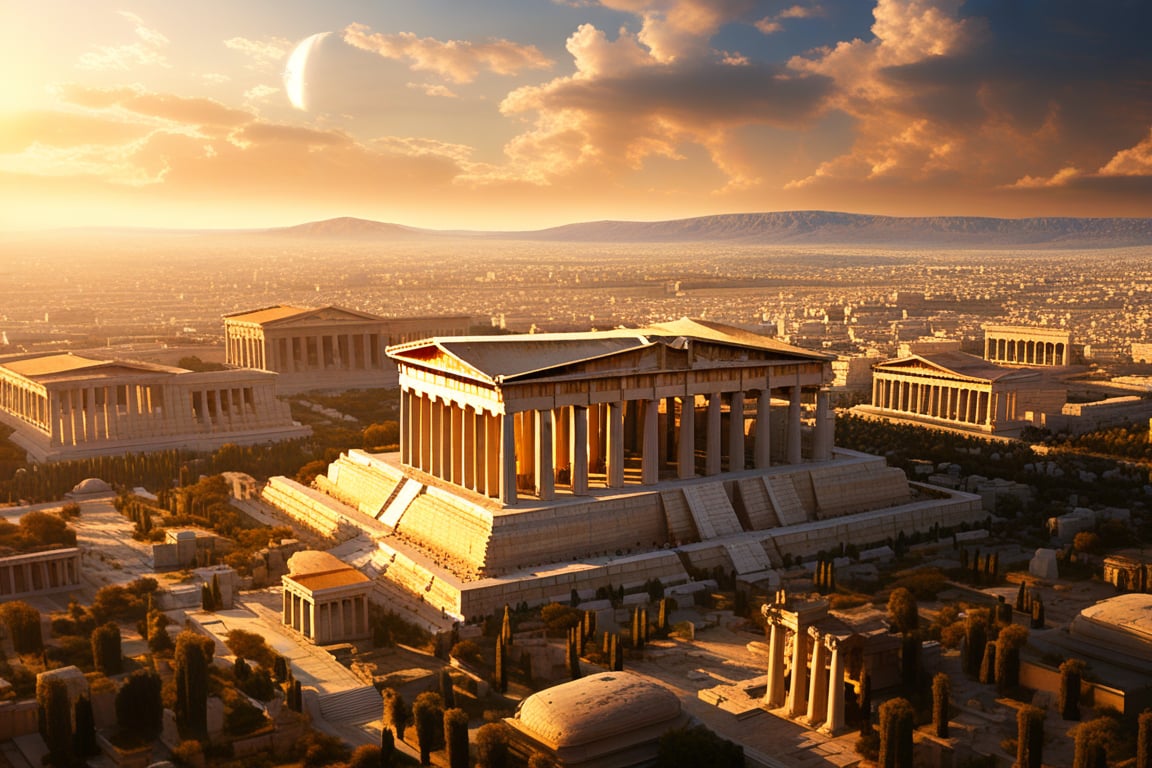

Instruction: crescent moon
[283,32,331,111]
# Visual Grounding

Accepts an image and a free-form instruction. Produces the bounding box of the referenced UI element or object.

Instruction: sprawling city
[3,2,1152,768]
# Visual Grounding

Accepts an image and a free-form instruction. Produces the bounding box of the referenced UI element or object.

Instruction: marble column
[823,635,845,734]
[641,399,659,485]
[677,396,695,479]
[787,386,802,464]
[706,393,722,476]
[500,413,517,505]
[728,391,745,472]
[606,400,625,488]
[535,409,555,500]
[765,616,786,708]
[754,389,771,469]
[806,627,828,725]
[787,626,808,717]
[571,405,589,495]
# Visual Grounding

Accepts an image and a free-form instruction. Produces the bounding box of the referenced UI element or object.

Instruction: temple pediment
[225,304,385,327]
[873,351,1036,384]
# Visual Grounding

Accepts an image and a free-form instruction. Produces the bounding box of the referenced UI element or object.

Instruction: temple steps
[260,477,358,539]
[660,490,697,543]
[738,477,781,530]
[379,478,422,528]
[324,455,400,518]
[765,475,810,527]
[317,685,382,725]
[724,540,775,575]
[682,483,743,539]
[395,490,492,574]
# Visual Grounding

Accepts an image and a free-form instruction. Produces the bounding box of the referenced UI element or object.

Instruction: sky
[1,0,1150,231]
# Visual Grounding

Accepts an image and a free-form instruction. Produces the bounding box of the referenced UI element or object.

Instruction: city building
[223,305,471,394]
[859,351,1065,436]
[261,319,985,620]
[983,324,1073,366]
[0,547,81,599]
[0,352,309,462]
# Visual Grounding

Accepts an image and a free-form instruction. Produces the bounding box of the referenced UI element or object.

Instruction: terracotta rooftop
[286,567,370,592]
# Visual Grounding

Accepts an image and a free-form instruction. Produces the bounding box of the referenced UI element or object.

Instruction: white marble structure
[983,324,1072,366]
[0,547,81,599]
[281,551,371,645]
[863,351,1044,434]
[223,305,470,395]
[388,318,836,506]
[0,353,308,462]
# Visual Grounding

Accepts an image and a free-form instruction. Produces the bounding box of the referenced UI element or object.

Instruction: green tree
[349,744,384,768]
[383,688,407,742]
[174,631,213,739]
[1017,705,1044,768]
[657,724,743,768]
[38,677,73,767]
[932,672,950,738]
[91,622,123,674]
[380,727,396,768]
[878,697,915,768]
[887,588,919,635]
[494,634,508,693]
[115,670,163,741]
[444,707,469,768]
[439,667,456,709]
[1073,717,1117,768]
[995,624,1029,693]
[73,694,99,758]
[474,723,511,768]
[1060,658,1086,721]
[412,691,444,766]
[0,600,43,654]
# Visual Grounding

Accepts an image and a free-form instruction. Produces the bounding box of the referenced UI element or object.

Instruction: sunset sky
[2,0,1150,231]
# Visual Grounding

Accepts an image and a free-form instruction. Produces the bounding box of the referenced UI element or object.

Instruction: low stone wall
[0,700,37,741]
[395,486,493,576]
[260,477,358,539]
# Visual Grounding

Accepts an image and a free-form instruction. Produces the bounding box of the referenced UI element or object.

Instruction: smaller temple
[983,324,1072,367]
[281,551,371,645]
[0,547,81,599]
[0,352,309,462]
[223,305,470,394]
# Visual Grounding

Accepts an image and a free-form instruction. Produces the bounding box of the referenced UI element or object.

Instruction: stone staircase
[765,475,809,526]
[738,477,781,530]
[379,477,422,528]
[724,540,775,574]
[317,685,381,725]
[660,490,698,543]
[682,483,743,539]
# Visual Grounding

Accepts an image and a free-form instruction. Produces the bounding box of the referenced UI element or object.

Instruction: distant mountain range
[263,212,1152,247]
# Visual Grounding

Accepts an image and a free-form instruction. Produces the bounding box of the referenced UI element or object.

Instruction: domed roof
[515,672,681,749]
[286,550,348,575]
[70,477,112,495]
[1071,593,1152,661]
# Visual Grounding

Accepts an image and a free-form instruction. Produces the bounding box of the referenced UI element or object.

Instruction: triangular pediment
[263,306,386,327]
[873,352,1032,383]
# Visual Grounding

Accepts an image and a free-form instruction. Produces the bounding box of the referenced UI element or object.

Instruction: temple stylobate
[387,319,837,506]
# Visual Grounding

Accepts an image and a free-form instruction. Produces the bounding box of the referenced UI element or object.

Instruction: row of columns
[227,326,267,370]
[401,385,834,505]
[0,551,81,597]
[985,336,1067,366]
[282,588,370,644]
[0,377,49,430]
[266,332,384,374]
[873,375,1009,426]
[764,616,846,733]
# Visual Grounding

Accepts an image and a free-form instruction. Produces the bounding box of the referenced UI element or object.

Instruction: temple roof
[224,304,385,326]
[388,318,829,385]
[872,351,1038,384]
[0,353,183,382]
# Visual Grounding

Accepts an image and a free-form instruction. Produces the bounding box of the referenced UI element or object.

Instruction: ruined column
[824,635,845,734]
[806,626,828,725]
[765,615,786,708]
[787,624,808,717]
[706,392,722,476]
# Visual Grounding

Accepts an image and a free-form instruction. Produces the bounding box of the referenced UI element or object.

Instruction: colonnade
[0,376,48,431]
[282,586,370,645]
[984,330,1069,366]
[763,603,847,734]
[400,384,834,505]
[0,549,81,597]
[872,373,1009,427]
[229,331,386,374]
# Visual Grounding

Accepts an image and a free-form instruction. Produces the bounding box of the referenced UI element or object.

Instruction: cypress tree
[382,688,407,741]
[115,670,163,740]
[174,632,210,739]
[567,630,581,680]
[1015,581,1027,611]
[900,635,920,693]
[932,672,950,738]
[979,641,996,685]
[412,691,444,767]
[380,726,395,767]
[640,608,649,645]
[234,656,250,681]
[611,633,623,671]
[444,707,469,768]
[273,654,288,682]
[657,598,668,634]
[501,604,512,645]
[439,668,456,709]
[878,697,914,768]
[963,618,986,677]
[495,633,508,693]
[39,677,73,768]
[1137,710,1152,768]
[858,669,873,736]
[201,582,214,611]
[1016,705,1044,768]
[1059,659,1085,721]
[995,625,1028,694]
[73,694,99,758]
[92,621,123,674]
[211,574,223,610]
[1031,599,1045,629]
[632,608,641,649]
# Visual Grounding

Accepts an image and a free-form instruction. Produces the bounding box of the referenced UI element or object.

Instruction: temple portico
[0,548,81,599]
[983,325,1072,367]
[281,551,371,645]
[388,319,835,506]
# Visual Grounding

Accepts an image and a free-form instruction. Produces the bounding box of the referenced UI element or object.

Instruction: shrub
[413,691,444,765]
[0,601,43,654]
[116,670,163,742]
[1060,658,1085,721]
[225,628,276,669]
[92,622,123,675]
[887,588,919,635]
[878,697,915,768]
[475,722,511,768]
[450,639,481,665]
[656,724,743,768]
[1017,705,1044,768]
[444,708,469,768]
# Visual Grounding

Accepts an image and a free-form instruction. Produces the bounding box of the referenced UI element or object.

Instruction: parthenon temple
[983,324,1072,366]
[260,319,985,619]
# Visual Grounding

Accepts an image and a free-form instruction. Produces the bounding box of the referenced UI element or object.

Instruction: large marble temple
[261,319,984,619]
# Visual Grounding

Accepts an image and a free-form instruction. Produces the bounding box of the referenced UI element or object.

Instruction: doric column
[554,407,570,484]
[813,388,832,461]
[473,408,486,496]
[535,409,555,500]
[450,403,464,486]
[571,406,589,495]
[399,390,411,466]
[463,406,476,491]
[420,394,432,472]
[499,412,518,505]
[606,400,625,488]
[984,335,991,360]
[754,390,771,469]
[728,391,745,472]
[641,398,659,485]
[806,627,827,725]
[765,616,786,708]
[787,625,808,717]
[824,635,845,733]
[486,411,501,497]
[786,386,802,464]
[588,404,603,474]
[706,393,722,476]
[677,396,695,479]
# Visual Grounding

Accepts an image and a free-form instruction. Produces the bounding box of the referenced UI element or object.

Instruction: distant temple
[0,352,308,462]
[223,305,470,394]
